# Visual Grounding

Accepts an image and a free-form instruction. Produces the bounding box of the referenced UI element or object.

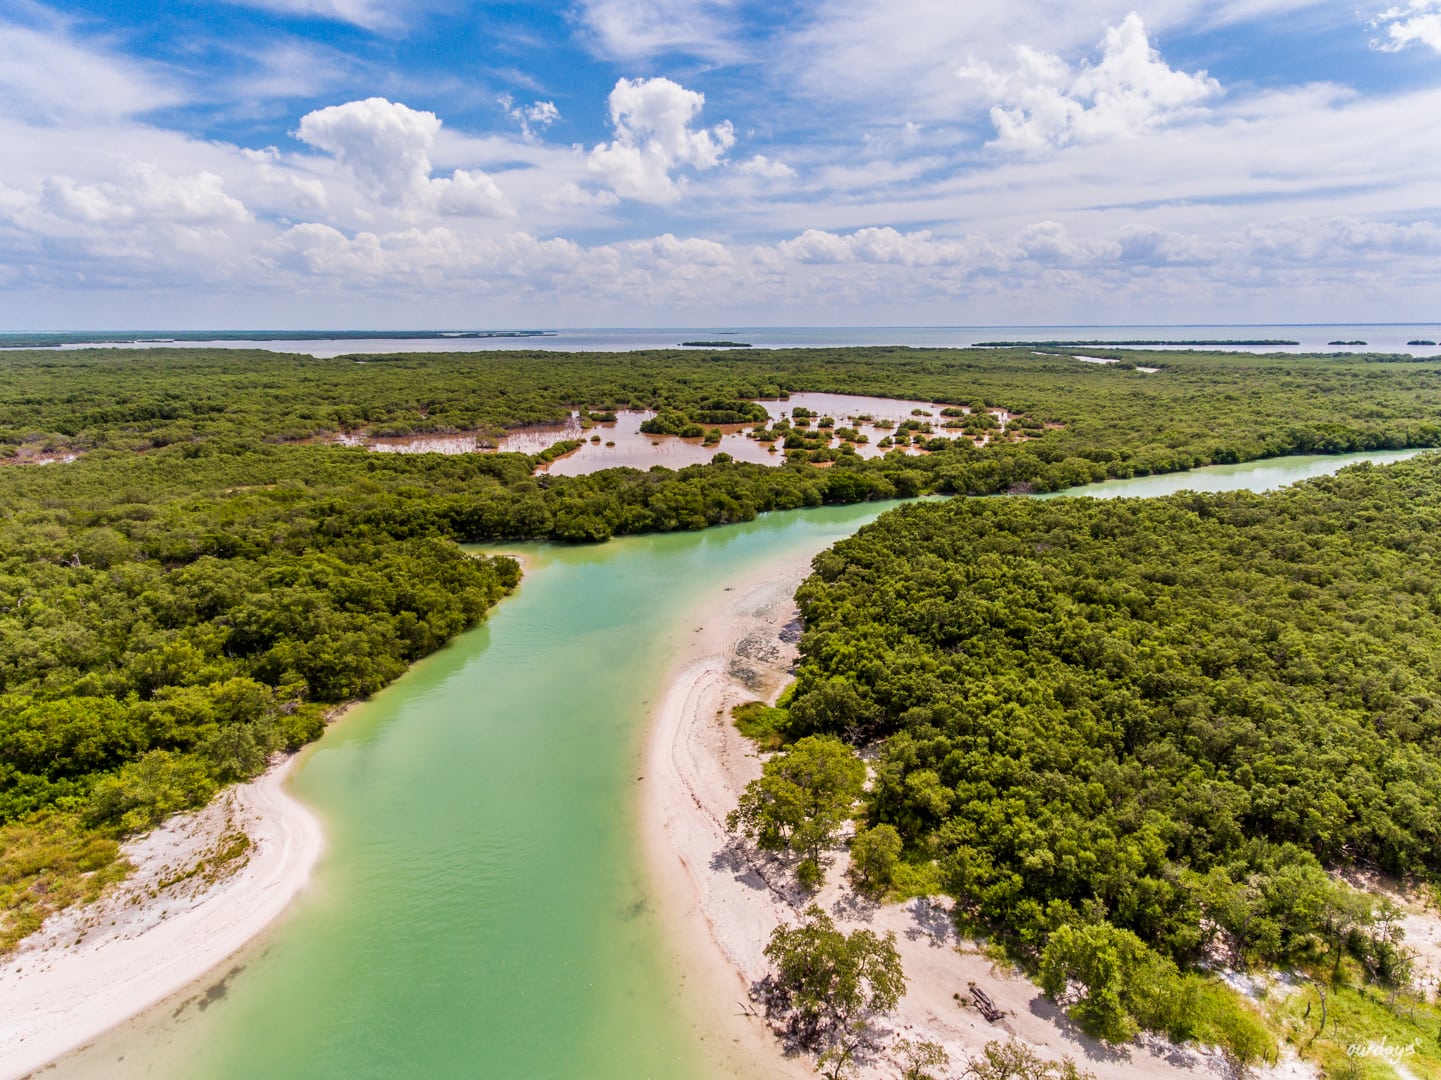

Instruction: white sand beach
[0,753,323,1080]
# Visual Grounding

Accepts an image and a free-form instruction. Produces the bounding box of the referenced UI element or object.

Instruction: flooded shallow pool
[332,392,1015,474]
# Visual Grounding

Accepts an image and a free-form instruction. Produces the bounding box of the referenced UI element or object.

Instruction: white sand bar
[0,755,323,1080]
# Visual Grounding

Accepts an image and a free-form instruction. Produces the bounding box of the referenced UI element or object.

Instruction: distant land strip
[0,330,557,348]
[680,340,753,348]
[973,338,1301,347]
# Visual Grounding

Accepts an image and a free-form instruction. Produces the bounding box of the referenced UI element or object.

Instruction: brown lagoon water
[340,391,1011,474]
[47,448,1432,1080]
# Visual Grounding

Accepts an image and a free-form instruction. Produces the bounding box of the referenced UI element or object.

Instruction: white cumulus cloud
[588,77,735,202]
[272,223,589,283]
[543,182,622,210]
[275,221,385,277]
[241,148,330,212]
[431,169,509,216]
[778,227,979,266]
[296,98,440,205]
[737,154,797,180]
[1013,220,1114,264]
[296,97,509,216]
[1371,1,1441,52]
[1246,216,1441,263]
[499,95,561,138]
[623,232,733,265]
[962,12,1220,151]
[38,166,249,226]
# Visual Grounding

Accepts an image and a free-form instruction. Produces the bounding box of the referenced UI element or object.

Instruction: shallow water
[539,409,779,472]
[342,392,1005,474]
[51,501,908,1080]
[48,447,1433,1080]
[39,323,1441,356]
[537,393,994,474]
[1035,448,1432,499]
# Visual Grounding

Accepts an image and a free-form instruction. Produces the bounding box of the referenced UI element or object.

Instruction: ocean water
[23,323,1441,357]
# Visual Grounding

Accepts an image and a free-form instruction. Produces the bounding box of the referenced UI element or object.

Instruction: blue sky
[1,0,1439,327]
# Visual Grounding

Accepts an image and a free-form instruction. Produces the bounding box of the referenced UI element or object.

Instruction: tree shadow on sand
[710,836,800,904]
[903,897,958,947]
[1026,994,1133,1065]
[829,890,881,922]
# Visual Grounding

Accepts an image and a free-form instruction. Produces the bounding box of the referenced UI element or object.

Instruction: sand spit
[643,552,1317,1080]
[0,754,323,1080]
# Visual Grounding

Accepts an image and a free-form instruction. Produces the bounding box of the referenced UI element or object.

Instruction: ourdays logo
[1347,1037,1420,1065]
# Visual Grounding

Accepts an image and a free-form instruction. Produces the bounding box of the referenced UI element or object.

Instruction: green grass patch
[1268,980,1441,1079]
[732,701,789,750]
[886,857,946,901]
[0,812,129,953]
[1156,976,1276,1067]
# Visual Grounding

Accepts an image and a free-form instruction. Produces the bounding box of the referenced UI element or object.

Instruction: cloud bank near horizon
[1,1,1438,327]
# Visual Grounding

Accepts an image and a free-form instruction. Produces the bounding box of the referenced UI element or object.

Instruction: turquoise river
[51,448,1429,1079]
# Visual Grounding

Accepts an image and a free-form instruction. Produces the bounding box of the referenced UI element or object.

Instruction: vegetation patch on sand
[0,816,128,953]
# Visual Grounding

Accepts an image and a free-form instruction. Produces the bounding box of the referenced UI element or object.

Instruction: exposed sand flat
[0,754,323,1080]
[644,553,1316,1080]
[644,564,817,1080]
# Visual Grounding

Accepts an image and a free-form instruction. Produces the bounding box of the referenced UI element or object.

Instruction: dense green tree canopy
[726,734,865,866]
[5,346,1441,491]
[4,343,1441,963]
[848,824,903,893]
[782,453,1441,1046]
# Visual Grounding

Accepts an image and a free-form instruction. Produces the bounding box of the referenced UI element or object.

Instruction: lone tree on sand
[849,823,903,895]
[960,1038,1096,1080]
[754,905,905,1077]
[726,734,864,887]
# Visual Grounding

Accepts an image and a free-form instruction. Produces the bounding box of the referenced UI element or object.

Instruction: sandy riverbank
[0,753,324,1080]
[642,549,1315,1080]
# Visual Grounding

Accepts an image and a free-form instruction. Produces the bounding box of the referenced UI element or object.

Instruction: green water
[53,449,1432,1079]
[1034,448,1431,500]
[57,500,907,1080]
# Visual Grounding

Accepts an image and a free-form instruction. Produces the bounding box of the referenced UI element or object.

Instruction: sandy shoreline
[0,753,324,1080]
[641,559,818,1080]
[641,546,1313,1080]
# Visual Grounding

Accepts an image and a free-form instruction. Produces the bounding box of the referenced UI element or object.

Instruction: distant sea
[4,324,1440,358]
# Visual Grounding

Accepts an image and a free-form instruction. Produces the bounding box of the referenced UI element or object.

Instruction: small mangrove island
[973,338,1301,347]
